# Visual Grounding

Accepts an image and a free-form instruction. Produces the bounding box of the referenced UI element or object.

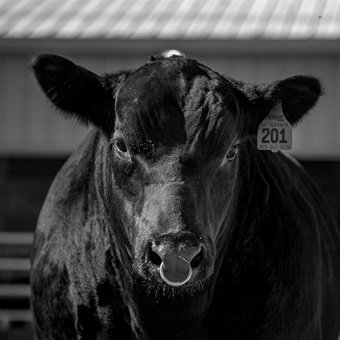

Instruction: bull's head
[31,54,321,294]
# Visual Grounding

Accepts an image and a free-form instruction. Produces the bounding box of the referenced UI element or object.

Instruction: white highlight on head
[161,49,184,58]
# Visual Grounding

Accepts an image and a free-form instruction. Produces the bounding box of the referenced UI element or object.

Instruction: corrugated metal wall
[1,51,340,159]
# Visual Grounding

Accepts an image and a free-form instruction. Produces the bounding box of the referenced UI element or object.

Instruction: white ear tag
[257,102,292,153]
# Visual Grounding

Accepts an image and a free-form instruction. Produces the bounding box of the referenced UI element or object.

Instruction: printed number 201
[261,128,288,143]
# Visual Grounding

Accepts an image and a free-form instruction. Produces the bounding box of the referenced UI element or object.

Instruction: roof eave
[1,38,340,56]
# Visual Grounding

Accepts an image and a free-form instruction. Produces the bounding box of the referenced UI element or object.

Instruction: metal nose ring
[159,262,193,287]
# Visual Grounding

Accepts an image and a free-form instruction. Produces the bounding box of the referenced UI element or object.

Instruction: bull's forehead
[115,58,237,157]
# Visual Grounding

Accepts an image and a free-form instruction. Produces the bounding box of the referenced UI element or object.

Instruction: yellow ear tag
[257,102,292,153]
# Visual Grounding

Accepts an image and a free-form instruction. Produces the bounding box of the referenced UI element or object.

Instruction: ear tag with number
[257,102,292,153]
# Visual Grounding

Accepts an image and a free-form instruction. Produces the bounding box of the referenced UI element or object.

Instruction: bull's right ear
[31,54,127,135]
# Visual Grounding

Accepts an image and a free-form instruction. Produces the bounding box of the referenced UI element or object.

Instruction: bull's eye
[116,139,128,153]
[226,147,238,162]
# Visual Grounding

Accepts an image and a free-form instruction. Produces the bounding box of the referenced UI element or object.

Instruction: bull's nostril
[149,249,162,266]
[190,251,203,268]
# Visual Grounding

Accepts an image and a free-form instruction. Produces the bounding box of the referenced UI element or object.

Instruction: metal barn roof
[1,0,340,40]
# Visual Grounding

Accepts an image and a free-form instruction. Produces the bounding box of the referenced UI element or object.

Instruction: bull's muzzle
[151,243,202,286]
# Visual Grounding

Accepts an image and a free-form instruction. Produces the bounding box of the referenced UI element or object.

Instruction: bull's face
[112,59,240,290]
[32,53,322,293]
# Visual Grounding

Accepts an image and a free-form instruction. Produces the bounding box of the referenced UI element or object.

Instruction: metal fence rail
[0,232,34,246]
[0,232,33,326]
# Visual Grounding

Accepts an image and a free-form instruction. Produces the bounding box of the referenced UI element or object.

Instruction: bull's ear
[31,54,125,135]
[252,75,322,128]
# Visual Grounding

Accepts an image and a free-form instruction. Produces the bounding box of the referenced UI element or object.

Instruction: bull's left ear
[31,54,128,135]
[253,75,322,127]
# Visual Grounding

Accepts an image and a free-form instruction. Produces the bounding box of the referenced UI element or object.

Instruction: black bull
[30,54,340,339]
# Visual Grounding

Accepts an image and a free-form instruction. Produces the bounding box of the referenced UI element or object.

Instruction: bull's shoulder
[254,148,338,256]
[50,129,99,198]
[267,150,335,225]
[271,150,340,286]
[275,151,334,215]
[36,129,101,234]
[266,150,322,198]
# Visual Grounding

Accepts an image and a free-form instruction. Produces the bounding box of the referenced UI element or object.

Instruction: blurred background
[0,0,340,338]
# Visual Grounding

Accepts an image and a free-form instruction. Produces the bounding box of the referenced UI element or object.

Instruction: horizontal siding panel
[0,309,32,323]
[0,258,30,271]
[0,232,33,245]
[209,55,340,159]
[0,284,31,298]
[1,53,340,159]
